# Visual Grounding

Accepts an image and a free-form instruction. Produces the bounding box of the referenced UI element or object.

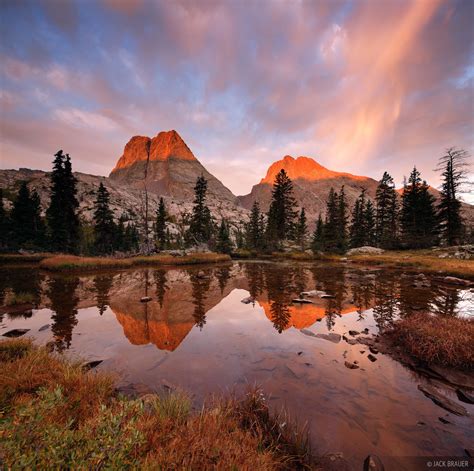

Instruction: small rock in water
[297,351,303,356]
[344,361,359,370]
[241,296,255,304]
[363,454,385,471]
[38,324,50,332]
[292,298,314,304]
[438,417,451,424]
[140,296,152,303]
[315,333,341,343]
[348,330,360,336]
[367,354,377,362]
[300,329,317,337]
[418,384,468,416]
[369,346,379,354]
[456,388,474,404]
[300,290,326,297]
[363,328,369,334]
[2,328,29,338]
[82,360,103,371]
[321,294,335,299]
[442,276,472,287]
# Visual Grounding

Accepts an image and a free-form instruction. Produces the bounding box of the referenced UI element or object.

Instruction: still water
[1,261,473,469]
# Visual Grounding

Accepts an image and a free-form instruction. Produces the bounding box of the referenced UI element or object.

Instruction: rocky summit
[109,130,236,203]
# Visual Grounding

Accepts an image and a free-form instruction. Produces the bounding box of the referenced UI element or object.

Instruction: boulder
[347,246,384,256]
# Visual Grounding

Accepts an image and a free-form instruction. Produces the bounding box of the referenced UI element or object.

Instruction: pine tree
[246,201,263,250]
[0,189,9,249]
[311,214,325,253]
[10,182,45,249]
[266,169,297,245]
[401,167,438,248]
[323,188,339,252]
[364,200,376,246]
[115,215,126,251]
[46,150,80,252]
[155,197,167,251]
[93,182,115,254]
[295,208,308,249]
[437,148,469,246]
[216,219,233,254]
[375,171,398,248]
[349,191,366,248]
[187,175,213,245]
[336,186,348,252]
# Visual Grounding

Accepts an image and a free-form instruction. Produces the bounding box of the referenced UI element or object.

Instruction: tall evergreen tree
[375,171,398,248]
[216,219,233,254]
[93,182,115,254]
[295,207,308,249]
[311,214,325,253]
[266,169,297,244]
[401,167,438,248]
[46,150,80,252]
[187,175,213,245]
[336,186,349,252]
[436,147,469,245]
[323,187,339,252]
[155,197,167,251]
[124,223,139,252]
[0,189,8,249]
[10,182,44,248]
[349,190,366,248]
[364,199,376,246]
[246,201,263,250]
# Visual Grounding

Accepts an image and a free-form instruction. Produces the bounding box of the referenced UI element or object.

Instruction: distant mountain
[238,155,380,222]
[109,130,236,203]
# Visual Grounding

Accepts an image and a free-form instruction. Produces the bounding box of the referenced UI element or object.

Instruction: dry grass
[348,250,474,280]
[39,253,231,272]
[386,313,474,369]
[0,339,317,469]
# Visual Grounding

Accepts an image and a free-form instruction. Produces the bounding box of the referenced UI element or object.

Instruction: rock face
[109,130,236,202]
[238,155,379,223]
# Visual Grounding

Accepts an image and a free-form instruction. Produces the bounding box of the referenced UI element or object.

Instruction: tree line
[0,147,471,256]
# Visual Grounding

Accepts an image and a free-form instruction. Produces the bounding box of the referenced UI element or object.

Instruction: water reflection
[1,263,472,351]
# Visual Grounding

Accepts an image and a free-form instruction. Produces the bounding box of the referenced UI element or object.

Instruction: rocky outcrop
[347,246,385,256]
[109,130,236,202]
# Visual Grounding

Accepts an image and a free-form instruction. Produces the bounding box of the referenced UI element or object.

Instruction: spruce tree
[375,171,398,248]
[246,201,262,250]
[46,150,80,252]
[266,169,297,244]
[311,214,325,253]
[295,208,308,249]
[364,199,376,246]
[115,215,126,252]
[216,219,233,254]
[155,197,167,251]
[187,175,213,245]
[92,182,115,254]
[349,190,366,248]
[336,186,348,252]
[401,167,438,248]
[437,148,469,245]
[323,188,339,252]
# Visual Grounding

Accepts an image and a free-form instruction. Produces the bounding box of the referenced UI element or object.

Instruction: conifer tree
[436,148,469,245]
[124,223,139,252]
[11,182,45,248]
[400,167,438,248]
[364,199,376,246]
[46,150,80,252]
[155,197,167,251]
[295,207,308,249]
[246,201,262,250]
[336,186,348,252]
[375,171,398,248]
[323,187,339,252]
[349,190,366,248]
[115,215,126,252]
[216,219,233,254]
[93,182,115,254]
[311,214,325,252]
[187,175,213,245]
[266,169,297,244]
[0,189,8,249]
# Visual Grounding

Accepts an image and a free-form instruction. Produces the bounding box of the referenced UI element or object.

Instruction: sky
[0,0,473,199]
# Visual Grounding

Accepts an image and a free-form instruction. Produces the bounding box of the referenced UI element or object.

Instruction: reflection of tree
[269,301,291,333]
[372,275,399,331]
[321,267,346,331]
[47,276,79,352]
[188,270,212,329]
[153,269,169,307]
[215,265,231,294]
[94,274,114,315]
[351,273,374,318]
[244,263,265,303]
[431,288,460,317]
[293,265,309,295]
[398,277,436,318]
[0,266,42,313]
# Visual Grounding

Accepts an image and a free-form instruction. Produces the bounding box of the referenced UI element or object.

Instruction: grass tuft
[386,313,474,369]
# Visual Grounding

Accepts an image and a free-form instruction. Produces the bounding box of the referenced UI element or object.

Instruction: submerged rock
[140,296,152,303]
[456,388,474,404]
[241,296,255,304]
[300,329,317,337]
[2,328,29,338]
[344,361,359,370]
[418,384,468,416]
[292,298,314,304]
[316,333,341,343]
[348,330,360,336]
[367,354,377,362]
[38,324,50,332]
[363,454,385,471]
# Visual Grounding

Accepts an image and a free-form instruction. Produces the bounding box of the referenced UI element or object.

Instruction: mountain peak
[111,130,196,173]
[260,155,368,185]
